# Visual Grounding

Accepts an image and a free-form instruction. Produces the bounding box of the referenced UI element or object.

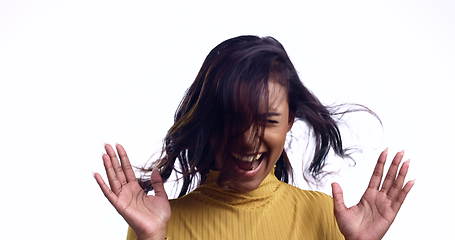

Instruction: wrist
[137,231,166,240]
[136,227,167,240]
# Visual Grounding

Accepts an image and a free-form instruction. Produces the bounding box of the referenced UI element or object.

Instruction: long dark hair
[139,35,377,197]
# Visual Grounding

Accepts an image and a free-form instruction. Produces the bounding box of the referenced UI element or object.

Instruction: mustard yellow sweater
[127,169,344,240]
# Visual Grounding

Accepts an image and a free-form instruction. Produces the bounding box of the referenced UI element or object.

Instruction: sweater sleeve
[126,227,137,240]
[318,192,345,240]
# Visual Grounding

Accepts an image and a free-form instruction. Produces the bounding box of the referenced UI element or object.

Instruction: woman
[94,35,414,240]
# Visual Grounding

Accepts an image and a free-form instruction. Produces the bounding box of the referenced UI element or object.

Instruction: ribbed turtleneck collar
[192,169,282,208]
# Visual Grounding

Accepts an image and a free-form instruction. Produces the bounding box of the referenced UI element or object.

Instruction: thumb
[331,182,347,214]
[150,168,168,200]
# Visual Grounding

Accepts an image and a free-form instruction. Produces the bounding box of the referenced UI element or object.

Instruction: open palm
[331,149,414,240]
[94,144,170,240]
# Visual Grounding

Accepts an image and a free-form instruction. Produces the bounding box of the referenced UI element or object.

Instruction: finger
[150,168,168,200]
[367,148,388,190]
[102,153,122,194]
[105,144,127,185]
[331,182,347,215]
[115,144,137,182]
[392,180,415,212]
[380,151,404,193]
[387,160,410,200]
[94,172,119,206]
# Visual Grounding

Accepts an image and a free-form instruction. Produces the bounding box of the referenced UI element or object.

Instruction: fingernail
[384,147,389,153]
[402,160,410,167]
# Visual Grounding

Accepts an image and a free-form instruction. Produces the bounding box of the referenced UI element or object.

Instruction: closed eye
[267,120,279,124]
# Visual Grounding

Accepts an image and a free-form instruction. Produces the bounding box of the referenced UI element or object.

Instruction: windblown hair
[139,35,377,197]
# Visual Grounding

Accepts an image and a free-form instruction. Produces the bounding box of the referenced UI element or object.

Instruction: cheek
[264,132,286,166]
[264,128,287,152]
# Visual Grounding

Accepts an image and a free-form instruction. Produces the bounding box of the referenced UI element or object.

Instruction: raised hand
[94,144,171,240]
[331,149,415,240]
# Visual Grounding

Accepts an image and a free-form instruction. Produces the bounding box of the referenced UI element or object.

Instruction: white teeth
[234,153,262,162]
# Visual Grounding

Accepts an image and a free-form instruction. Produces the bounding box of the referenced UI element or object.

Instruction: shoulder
[168,191,208,218]
[169,191,201,208]
[277,183,336,219]
[281,183,344,239]
[281,182,334,204]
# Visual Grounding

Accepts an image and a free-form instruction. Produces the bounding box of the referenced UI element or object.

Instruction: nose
[241,126,263,154]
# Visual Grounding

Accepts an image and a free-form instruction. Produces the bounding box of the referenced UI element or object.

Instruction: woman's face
[214,80,292,192]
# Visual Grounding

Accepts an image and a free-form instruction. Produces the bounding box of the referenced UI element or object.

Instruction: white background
[1,0,454,239]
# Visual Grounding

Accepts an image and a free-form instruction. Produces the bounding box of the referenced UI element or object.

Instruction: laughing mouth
[232,152,265,171]
[232,152,263,162]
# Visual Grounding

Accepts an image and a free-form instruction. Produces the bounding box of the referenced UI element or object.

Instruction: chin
[217,153,277,192]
